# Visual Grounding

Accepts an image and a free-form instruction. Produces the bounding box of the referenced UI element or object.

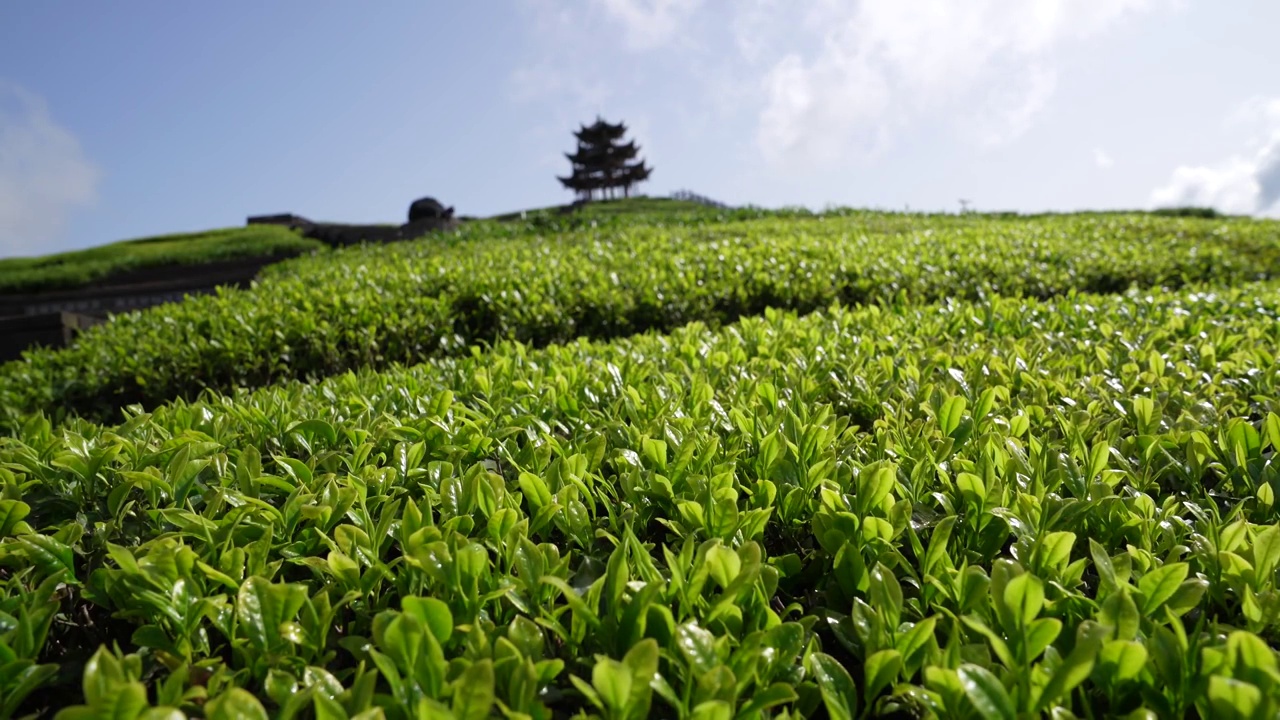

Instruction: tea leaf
[957,664,1015,720]
[809,652,858,720]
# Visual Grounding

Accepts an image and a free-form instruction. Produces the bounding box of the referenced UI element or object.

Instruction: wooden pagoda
[558,117,652,201]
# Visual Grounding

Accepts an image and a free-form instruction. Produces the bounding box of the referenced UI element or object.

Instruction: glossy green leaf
[402,596,453,644]
[1207,676,1262,720]
[237,576,308,653]
[864,649,903,701]
[206,688,270,720]
[288,419,338,445]
[1099,640,1147,682]
[1137,563,1189,615]
[452,659,495,720]
[809,652,858,720]
[0,499,31,537]
[676,623,718,676]
[592,658,632,713]
[1036,622,1107,711]
[1099,588,1140,641]
[940,396,967,437]
[957,664,1015,720]
[690,700,733,720]
[621,639,659,720]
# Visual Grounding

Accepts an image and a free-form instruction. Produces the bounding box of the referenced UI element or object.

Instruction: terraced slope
[0,225,322,296]
[3,211,1277,427]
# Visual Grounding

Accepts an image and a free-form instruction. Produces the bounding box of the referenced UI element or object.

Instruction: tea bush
[2,284,1280,717]
[0,225,322,295]
[4,211,1278,428]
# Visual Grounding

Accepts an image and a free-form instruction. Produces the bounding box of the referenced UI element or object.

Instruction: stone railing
[670,189,733,209]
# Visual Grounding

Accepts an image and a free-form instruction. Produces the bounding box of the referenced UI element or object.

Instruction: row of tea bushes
[2,284,1279,716]
[0,225,322,296]
[4,212,1278,427]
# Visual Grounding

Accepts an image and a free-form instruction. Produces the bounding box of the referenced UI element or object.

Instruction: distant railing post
[669,189,732,210]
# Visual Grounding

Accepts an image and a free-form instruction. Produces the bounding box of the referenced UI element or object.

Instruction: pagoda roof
[574,116,628,141]
[560,161,650,183]
[558,173,608,190]
[565,141,640,165]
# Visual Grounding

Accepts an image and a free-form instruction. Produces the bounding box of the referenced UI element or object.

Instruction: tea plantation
[2,207,1280,718]
[0,226,322,296]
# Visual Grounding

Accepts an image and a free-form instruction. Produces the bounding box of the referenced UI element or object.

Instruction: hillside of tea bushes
[4,210,1280,429]
[2,206,1280,718]
[0,226,323,296]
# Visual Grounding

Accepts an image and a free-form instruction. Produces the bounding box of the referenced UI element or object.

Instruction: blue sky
[1,1,1278,257]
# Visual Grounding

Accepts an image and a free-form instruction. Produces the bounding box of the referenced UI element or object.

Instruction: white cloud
[0,82,99,256]
[1151,96,1280,216]
[752,0,1169,167]
[1094,148,1114,169]
[757,53,893,166]
[590,0,702,50]
[1150,160,1261,214]
[515,1,1174,171]
[975,65,1059,147]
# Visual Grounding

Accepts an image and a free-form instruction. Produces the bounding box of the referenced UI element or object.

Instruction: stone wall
[0,254,302,318]
[0,254,305,357]
[247,197,459,247]
[0,312,103,361]
[2,197,460,357]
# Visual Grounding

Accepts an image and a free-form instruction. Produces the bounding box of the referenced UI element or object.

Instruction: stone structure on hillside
[408,197,455,223]
[401,197,456,238]
[558,117,652,201]
[247,196,459,247]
